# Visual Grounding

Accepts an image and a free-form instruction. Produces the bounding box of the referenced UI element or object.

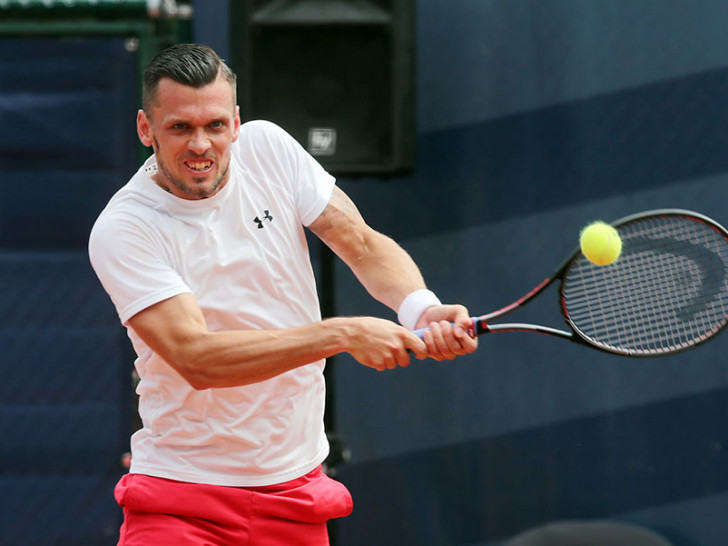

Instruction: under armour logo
[254,210,273,229]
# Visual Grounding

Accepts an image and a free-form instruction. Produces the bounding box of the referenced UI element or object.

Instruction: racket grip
[412,326,432,339]
[413,318,480,339]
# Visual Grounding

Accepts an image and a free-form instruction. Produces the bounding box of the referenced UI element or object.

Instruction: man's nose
[188,128,211,154]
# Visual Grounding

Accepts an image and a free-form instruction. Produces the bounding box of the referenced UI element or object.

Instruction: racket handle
[413,317,481,339]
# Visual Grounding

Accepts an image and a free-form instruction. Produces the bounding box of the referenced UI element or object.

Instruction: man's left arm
[308,186,477,360]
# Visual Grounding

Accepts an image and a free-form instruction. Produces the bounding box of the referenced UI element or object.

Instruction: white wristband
[397,289,442,331]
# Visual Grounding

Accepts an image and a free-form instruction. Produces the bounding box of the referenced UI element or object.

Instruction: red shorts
[114,466,353,546]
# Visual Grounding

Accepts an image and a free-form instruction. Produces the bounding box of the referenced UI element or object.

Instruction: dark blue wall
[323,2,728,545]
[0,36,139,545]
[0,37,138,250]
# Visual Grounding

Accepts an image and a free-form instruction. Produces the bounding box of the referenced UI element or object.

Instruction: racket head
[560,209,728,356]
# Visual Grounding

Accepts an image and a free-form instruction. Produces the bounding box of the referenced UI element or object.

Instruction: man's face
[137,74,241,200]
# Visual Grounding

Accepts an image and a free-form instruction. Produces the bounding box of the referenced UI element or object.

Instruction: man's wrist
[397,289,442,330]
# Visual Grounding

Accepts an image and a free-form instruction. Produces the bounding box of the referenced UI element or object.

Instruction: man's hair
[142,43,237,111]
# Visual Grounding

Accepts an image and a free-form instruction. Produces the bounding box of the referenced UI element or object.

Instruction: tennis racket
[418,209,728,356]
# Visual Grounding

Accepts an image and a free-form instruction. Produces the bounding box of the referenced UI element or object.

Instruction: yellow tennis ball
[580,221,622,265]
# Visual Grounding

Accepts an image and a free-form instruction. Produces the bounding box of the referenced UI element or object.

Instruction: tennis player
[89,43,477,545]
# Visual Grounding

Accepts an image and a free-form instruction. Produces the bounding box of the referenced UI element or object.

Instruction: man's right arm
[126,292,427,389]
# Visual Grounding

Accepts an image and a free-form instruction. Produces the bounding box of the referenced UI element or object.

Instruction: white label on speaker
[308,128,337,156]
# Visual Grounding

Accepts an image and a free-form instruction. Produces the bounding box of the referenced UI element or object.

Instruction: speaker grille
[232,0,415,175]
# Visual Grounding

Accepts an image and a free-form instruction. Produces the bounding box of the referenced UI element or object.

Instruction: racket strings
[563,215,728,355]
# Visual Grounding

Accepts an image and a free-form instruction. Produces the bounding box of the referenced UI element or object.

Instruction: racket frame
[471,209,728,356]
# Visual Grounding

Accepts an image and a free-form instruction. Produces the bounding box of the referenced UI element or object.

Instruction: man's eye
[172,123,188,130]
[209,121,223,129]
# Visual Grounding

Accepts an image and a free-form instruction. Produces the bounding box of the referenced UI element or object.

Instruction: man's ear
[137,109,153,147]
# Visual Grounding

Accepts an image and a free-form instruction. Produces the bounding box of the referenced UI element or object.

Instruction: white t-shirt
[89,120,336,486]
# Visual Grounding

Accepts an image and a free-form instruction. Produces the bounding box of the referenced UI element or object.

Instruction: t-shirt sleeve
[235,120,335,226]
[88,214,191,324]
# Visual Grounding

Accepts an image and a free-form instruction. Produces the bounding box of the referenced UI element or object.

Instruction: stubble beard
[153,138,230,199]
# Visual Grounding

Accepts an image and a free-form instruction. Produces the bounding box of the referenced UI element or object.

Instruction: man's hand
[343,317,428,370]
[415,304,478,361]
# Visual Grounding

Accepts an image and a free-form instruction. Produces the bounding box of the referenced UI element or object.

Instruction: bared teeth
[187,161,212,171]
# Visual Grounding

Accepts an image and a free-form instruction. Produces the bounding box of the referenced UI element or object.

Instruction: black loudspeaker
[230,0,415,176]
